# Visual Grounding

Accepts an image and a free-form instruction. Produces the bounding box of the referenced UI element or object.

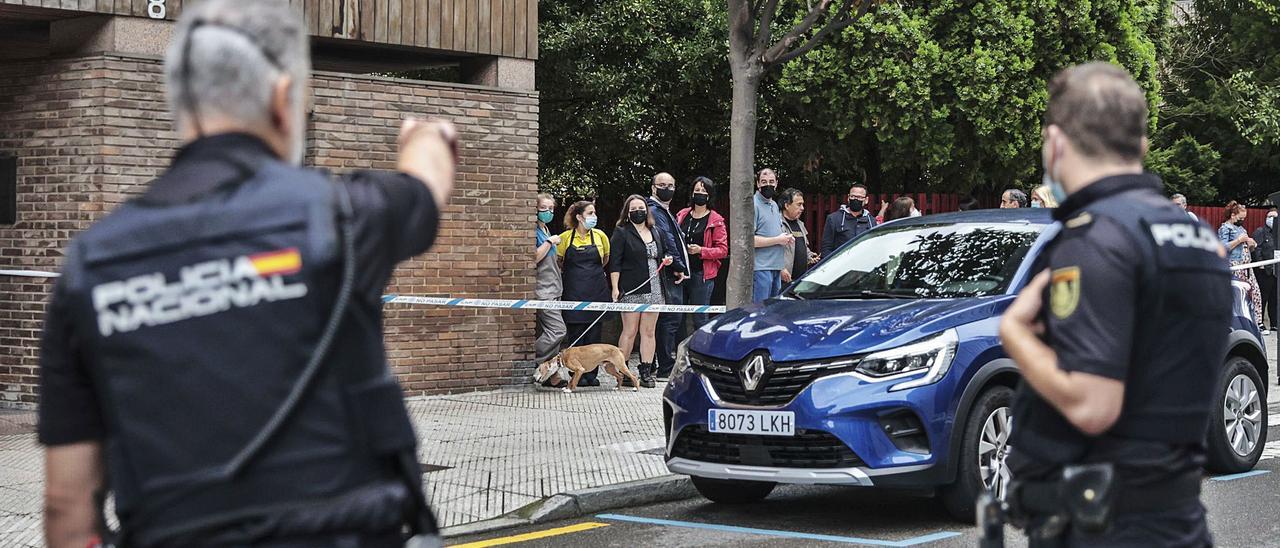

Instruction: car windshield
[792,222,1043,300]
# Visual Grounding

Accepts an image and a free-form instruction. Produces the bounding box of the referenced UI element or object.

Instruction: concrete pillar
[462,56,535,91]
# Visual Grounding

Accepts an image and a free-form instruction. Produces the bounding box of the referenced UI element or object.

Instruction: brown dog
[533,344,640,393]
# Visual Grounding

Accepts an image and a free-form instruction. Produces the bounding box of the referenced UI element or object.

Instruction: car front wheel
[940,385,1013,522]
[690,476,776,504]
[1206,356,1267,473]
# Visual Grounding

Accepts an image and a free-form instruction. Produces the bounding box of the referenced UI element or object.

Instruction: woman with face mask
[554,200,612,387]
[610,195,673,388]
[676,177,728,333]
[1030,185,1059,208]
[882,196,916,223]
[1219,201,1262,328]
[534,194,567,387]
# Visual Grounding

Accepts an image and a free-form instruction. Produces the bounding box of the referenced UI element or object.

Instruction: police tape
[0,269,60,278]
[382,294,727,314]
[1231,257,1280,271]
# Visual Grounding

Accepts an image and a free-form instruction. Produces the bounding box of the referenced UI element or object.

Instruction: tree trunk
[726,67,763,309]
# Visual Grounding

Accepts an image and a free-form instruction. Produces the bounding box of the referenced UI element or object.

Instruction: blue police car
[663,209,1269,520]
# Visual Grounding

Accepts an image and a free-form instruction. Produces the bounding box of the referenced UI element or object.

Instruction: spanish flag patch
[249,248,303,276]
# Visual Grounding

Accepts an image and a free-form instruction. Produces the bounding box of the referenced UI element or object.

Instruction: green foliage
[1145,135,1221,202]
[780,0,1168,193]
[537,0,733,199]
[539,0,1280,203]
[1147,0,1280,204]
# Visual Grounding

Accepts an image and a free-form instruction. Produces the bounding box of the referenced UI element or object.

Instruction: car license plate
[707,409,795,436]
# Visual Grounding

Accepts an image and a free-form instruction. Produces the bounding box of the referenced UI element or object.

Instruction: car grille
[690,352,862,406]
[671,425,863,468]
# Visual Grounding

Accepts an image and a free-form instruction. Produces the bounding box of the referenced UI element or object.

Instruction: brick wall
[0,52,538,406]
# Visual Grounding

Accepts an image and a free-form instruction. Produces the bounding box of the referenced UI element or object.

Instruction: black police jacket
[40,134,440,545]
[1010,174,1232,467]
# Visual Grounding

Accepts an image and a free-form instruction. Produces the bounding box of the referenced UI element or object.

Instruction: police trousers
[1033,501,1212,548]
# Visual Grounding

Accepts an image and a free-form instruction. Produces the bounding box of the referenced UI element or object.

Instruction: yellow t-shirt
[556,229,610,263]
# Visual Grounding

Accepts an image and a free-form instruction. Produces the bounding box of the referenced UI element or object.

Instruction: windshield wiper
[782,287,805,300]
[804,289,923,300]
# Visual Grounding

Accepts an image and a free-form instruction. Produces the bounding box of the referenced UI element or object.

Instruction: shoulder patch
[1050,266,1081,320]
[1065,212,1093,229]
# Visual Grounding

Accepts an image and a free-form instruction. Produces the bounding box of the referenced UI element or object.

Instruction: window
[793,222,1044,299]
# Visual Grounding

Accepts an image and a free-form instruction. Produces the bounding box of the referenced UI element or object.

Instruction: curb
[440,475,696,538]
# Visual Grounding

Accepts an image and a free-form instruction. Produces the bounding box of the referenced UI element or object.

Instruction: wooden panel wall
[0,0,537,58]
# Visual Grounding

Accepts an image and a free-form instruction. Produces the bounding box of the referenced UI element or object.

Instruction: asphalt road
[451,430,1280,547]
[451,363,1280,548]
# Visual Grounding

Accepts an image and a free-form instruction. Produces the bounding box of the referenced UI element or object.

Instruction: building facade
[0,0,539,405]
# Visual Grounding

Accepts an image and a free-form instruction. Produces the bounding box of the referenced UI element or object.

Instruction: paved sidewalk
[0,378,670,546]
[409,380,669,529]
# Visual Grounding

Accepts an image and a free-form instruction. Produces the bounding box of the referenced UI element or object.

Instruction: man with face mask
[998,62,1231,547]
[37,1,452,546]
[752,169,792,302]
[820,182,877,259]
[1252,207,1278,333]
[646,172,689,381]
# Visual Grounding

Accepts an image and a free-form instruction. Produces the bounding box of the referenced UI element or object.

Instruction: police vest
[59,159,434,545]
[1056,187,1232,445]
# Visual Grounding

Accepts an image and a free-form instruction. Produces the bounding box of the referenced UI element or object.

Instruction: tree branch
[756,0,783,48]
[728,0,756,67]
[765,0,870,66]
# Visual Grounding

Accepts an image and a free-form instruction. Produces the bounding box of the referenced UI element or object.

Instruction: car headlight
[673,337,692,378]
[855,329,958,392]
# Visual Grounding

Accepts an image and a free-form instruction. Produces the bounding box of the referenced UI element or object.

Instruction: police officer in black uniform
[38,1,455,546]
[999,63,1231,547]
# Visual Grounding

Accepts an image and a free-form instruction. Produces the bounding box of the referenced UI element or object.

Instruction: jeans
[752,270,782,303]
[679,275,715,342]
[655,274,685,376]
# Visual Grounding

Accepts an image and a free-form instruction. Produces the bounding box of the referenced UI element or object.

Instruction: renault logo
[742,354,767,392]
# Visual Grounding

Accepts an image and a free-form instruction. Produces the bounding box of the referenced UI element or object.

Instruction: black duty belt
[1017,468,1201,516]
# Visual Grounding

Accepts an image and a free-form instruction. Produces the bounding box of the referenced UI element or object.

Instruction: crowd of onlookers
[534,173,729,389]
[533,174,1279,388]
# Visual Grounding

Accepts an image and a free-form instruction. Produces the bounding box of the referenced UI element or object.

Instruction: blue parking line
[1210,470,1270,482]
[596,514,960,546]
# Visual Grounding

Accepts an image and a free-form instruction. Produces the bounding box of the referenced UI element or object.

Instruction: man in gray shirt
[753,169,792,302]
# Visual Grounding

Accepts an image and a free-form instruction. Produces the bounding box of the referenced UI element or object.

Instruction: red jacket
[676,207,729,281]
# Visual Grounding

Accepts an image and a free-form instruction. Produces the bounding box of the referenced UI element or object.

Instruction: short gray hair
[1171,193,1187,204]
[164,0,310,134]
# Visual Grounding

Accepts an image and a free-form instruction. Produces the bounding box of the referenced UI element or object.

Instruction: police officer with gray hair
[38,0,453,546]
[996,62,1231,546]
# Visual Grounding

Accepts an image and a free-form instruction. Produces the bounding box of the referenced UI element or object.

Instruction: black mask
[847,198,864,212]
[759,186,777,199]
[655,187,675,202]
[629,210,648,225]
[691,193,710,206]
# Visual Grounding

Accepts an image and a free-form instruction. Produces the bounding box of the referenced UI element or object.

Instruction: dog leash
[562,263,666,349]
